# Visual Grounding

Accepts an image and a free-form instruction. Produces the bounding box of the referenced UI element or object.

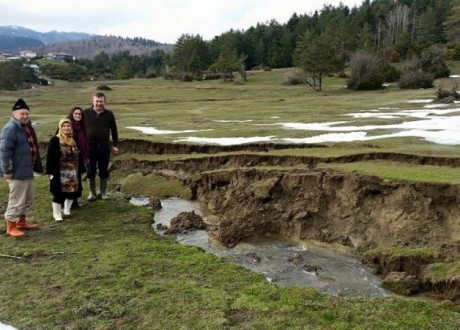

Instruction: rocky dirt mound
[163,211,207,235]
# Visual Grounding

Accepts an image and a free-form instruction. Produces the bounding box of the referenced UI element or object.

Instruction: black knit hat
[12,98,29,111]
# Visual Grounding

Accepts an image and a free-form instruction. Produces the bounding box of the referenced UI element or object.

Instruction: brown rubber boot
[17,214,39,230]
[5,220,25,237]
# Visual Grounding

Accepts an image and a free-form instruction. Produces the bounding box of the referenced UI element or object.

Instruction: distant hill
[0,25,172,58]
[0,25,92,51]
[35,35,173,58]
[0,35,44,51]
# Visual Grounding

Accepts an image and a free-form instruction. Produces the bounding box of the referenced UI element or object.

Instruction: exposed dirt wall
[196,169,459,252]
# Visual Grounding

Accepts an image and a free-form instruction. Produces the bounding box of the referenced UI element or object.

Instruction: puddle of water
[139,197,392,298]
[0,321,16,330]
[226,238,390,297]
[130,196,151,206]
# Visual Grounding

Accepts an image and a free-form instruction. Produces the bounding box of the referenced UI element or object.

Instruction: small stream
[131,196,392,298]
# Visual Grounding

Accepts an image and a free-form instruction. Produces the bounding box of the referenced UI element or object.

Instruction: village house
[0,53,12,61]
[45,52,74,62]
[0,53,20,61]
[19,50,37,58]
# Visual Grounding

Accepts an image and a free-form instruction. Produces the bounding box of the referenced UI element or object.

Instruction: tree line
[1,0,459,91]
[36,35,170,58]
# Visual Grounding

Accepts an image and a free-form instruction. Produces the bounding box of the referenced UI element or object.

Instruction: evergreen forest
[1,0,460,90]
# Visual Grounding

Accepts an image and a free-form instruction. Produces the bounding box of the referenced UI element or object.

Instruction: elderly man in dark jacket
[0,98,43,237]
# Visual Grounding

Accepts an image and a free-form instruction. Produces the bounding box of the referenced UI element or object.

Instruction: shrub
[451,43,460,60]
[399,70,433,89]
[338,71,348,78]
[380,64,400,82]
[436,88,452,99]
[283,75,304,85]
[194,72,204,81]
[349,74,384,90]
[203,72,234,80]
[145,66,158,78]
[283,70,304,85]
[415,45,450,79]
[37,77,49,85]
[203,72,222,80]
[435,81,459,101]
[181,72,194,82]
[390,50,400,63]
[251,65,269,71]
[347,50,387,90]
[97,84,112,91]
[163,65,183,80]
[163,72,175,80]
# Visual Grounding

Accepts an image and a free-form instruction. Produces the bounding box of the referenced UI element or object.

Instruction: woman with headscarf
[46,118,85,221]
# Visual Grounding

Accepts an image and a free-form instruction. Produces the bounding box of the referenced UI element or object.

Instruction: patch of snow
[423,103,449,108]
[213,120,253,123]
[284,132,369,143]
[407,99,433,103]
[174,136,276,145]
[127,126,213,135]
[127,101,460,146]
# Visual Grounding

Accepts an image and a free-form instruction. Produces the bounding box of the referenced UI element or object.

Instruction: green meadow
[2,67,458,181]
[0,69,459,328]
[0,67,456,149]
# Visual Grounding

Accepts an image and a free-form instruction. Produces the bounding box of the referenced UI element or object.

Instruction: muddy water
[132,196,392,298]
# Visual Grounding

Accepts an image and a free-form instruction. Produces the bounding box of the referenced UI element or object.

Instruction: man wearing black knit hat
[0,98,43,237]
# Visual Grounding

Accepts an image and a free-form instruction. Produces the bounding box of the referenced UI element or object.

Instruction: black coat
[46,136,86,198]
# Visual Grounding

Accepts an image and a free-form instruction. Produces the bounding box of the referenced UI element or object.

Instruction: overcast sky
[2,0,363,44]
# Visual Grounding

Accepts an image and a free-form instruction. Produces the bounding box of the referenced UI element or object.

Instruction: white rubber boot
[63,199,72,217]
[52,202,63,221]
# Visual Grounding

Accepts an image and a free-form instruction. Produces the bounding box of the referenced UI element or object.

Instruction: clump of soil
[163,211,207,235]
[149,197,162,210]
[361,251,441,276]
[287,253,321,274]
[382,272,421,295]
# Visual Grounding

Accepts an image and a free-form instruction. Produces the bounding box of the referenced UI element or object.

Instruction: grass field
[0,69,459,328]
[0,67,457,150]
[4,66,457,182]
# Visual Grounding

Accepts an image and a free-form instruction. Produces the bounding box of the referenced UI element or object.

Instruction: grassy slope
[0,177,459,329]
[0,68,459,328]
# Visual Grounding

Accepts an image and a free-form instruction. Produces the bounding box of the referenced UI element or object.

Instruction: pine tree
[444,0,460,43]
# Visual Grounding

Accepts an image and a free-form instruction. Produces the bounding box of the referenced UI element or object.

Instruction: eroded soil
[113,140,460,301]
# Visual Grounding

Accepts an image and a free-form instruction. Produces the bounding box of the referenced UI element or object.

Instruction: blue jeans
[87,143,110,179]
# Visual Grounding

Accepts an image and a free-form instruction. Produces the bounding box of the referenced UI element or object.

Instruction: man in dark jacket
[83,92,119,201]
[0,98,43,237]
